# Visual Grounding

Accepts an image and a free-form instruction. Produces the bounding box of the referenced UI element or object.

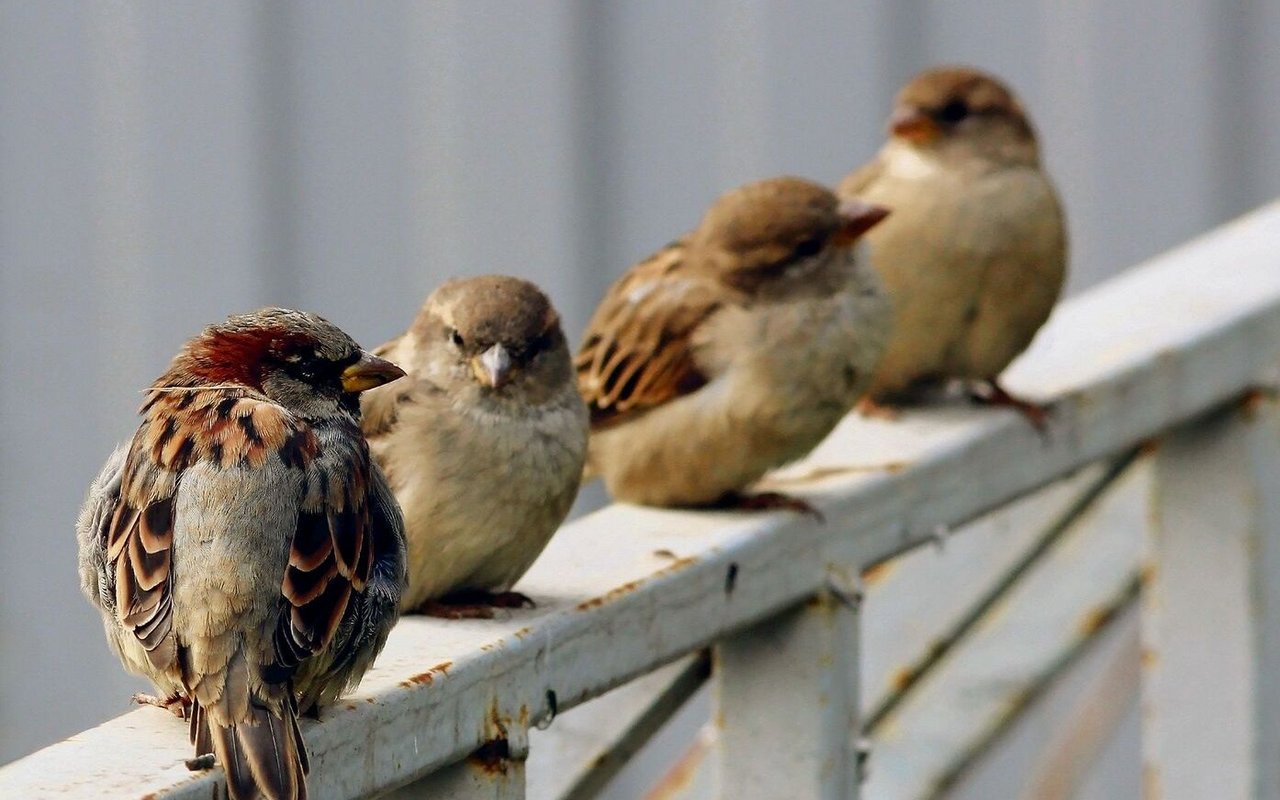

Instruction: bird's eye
[287,353,321,381]
[792,235,826,260]
[937,100,969,123]
[526,331,552,357]
[449,329,465,347]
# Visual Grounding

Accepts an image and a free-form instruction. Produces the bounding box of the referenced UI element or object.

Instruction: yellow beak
[340,352,406,393]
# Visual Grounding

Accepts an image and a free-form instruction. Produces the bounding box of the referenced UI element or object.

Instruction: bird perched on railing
[77,308,407,800]
[576,176,891,513]
[361,276,588,618]
[839,66,1067,428]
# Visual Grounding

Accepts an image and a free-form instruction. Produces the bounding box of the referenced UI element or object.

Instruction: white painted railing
[4,203,1280,799]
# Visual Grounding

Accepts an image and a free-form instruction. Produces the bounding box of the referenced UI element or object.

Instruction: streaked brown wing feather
[576,239,725,428]
[275,429,376,675]
[108,494,173,666]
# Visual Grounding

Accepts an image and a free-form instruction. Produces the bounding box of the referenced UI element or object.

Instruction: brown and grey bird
[77,308,407,800]
[577,176,892,512]
[839,66,1067,426]
[362,276,588,618]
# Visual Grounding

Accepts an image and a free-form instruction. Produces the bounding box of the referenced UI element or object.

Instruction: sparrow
[838,66,1067,426]
[77,308,408,800]
[362,276,588,618]
[576,176,892,512]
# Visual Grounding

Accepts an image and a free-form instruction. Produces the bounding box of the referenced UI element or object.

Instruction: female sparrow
[77,308,407,800]
[839,66,1067,426]
[362,276,588,618]
[577,176,891,511]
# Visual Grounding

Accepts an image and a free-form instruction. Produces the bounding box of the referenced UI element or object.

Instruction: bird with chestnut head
[77,308,407,800]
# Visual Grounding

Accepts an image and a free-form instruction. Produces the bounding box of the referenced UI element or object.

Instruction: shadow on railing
[4,202,1280,799]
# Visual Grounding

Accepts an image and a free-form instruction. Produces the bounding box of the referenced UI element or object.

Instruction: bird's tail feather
[192,696,309,800]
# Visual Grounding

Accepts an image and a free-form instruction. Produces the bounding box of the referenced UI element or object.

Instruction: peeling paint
[772,462,912,484]
[467,738,512,777]
[1144,763,1162,798]
[1077,600,1122,636]
[863,560,897,587]
[576,578,643,610]
[659,556,698,575]
[646,733,712,799]
[889,666,915,693]
[1138,561,1158,585]
[399,660,453,688]
[1239,386,1278,420]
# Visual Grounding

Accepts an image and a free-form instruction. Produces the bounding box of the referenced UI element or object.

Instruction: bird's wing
[77,444,128,616]
[297,458,406,709]
[271,414,394,680]
[575,238,726,428]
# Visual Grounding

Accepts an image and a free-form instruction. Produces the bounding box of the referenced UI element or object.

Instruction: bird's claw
[418,589,536,619]
[969,380,1051,434]
[717,491,825,522]
[855,395,901,421]
[185,753,216,771]
[132,691,191,719]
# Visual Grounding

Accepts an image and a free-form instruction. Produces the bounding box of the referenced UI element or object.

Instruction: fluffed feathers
[839,66,1067,404]
[362,276,588,613]
[576,177,892,508]
[78,308,407,800]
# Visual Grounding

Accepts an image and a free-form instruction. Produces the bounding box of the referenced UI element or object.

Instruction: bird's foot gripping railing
[4,202,1280,799]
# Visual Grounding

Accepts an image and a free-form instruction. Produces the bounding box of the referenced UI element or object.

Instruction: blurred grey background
[2,0,1278,776]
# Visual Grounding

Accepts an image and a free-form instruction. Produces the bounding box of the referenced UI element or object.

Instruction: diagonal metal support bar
[556,653,710,800]
[928,572,1142,797]
[862,446,1144,734]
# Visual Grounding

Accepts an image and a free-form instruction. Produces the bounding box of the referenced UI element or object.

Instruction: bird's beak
[834,199,891,244]
[888,105,939,143]
[471,343,513,389]
[341,352,406,393]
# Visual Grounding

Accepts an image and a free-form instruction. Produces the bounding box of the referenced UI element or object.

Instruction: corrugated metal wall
[2,0,1277,784]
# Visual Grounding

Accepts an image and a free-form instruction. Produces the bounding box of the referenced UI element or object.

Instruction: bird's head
[887,66,1039,166]
[159,307,404,419]
[694,176,890,300]
[413,275,573,407]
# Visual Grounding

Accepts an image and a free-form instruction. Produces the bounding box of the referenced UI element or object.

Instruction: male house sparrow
[77,309,407,800]
[362,276,588,617]
[839,66,1067,425]
[577,176,891,511]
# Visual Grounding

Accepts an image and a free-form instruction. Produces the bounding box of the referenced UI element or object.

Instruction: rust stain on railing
[399,660,454,688]
[576,557,698,611]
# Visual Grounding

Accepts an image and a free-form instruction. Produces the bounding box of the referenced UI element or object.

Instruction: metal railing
[4,202,1280,799]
